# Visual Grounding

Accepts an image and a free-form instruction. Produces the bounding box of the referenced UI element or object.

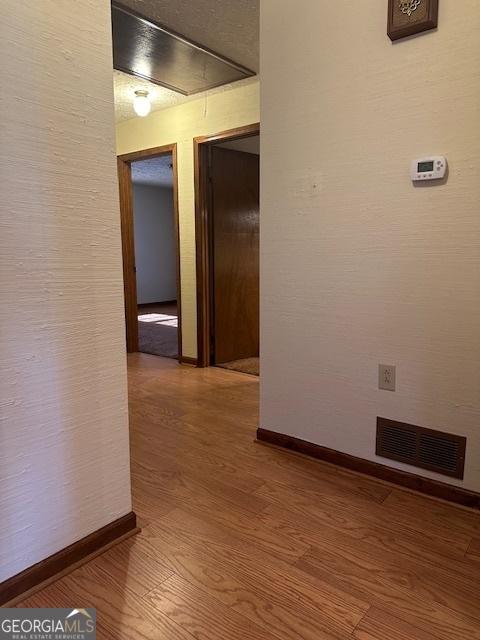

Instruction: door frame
[194,123,260,367]
[117,143,183,359]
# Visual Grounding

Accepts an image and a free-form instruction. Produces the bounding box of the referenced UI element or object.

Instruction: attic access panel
[112,2,255,96]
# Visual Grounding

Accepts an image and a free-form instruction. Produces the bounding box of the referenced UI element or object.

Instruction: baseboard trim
[257,428,480,510]
[0,511,138,606]
[138,300,177,307]
[179,356,198,366]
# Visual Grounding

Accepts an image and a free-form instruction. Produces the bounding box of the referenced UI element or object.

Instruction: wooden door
[211,147,260,364]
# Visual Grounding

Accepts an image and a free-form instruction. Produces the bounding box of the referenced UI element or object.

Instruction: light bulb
[133,90,151,117]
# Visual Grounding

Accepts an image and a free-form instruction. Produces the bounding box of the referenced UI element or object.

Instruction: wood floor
[20,355,480,640]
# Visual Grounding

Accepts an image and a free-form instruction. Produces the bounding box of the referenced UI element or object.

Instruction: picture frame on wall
[388,0,439,41]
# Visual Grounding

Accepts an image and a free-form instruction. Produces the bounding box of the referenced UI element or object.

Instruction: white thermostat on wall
[411,156,447,182]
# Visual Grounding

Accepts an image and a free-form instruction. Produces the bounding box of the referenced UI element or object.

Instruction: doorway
[132,155,178,358]
[194,124,260,374]
[117,144,182,359]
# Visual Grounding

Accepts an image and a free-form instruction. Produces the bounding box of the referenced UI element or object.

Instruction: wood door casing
[117,157,138,352]
[211,147,260,364]
[117,144,183,359]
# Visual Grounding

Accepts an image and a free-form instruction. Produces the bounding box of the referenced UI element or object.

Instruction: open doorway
[132,155,179,358]
[117,144,182,359]
[194,124,260,375]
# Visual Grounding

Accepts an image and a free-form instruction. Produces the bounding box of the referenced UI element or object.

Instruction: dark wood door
[211,147,259,364]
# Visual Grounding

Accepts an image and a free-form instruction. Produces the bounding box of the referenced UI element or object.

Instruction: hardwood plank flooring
[353,608,442,640]
[19,354,480,640]
[467,538,480,563]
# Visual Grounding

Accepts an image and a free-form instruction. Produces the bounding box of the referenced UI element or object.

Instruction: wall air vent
[376,417,466,479]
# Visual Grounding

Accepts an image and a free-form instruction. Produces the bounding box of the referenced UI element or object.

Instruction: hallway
[20,355,480,640]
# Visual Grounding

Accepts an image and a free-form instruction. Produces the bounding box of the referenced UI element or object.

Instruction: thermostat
[411,156,447,182]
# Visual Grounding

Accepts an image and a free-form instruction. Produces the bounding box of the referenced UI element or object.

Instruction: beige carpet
[217,357,259,376]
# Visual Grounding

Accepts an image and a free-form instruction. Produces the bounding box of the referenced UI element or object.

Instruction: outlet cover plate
[379,364,396,391]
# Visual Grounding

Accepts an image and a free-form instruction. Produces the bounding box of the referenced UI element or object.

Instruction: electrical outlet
[379,364,396,391]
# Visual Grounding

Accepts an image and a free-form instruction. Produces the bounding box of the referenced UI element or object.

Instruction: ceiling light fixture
[133,90,151,117]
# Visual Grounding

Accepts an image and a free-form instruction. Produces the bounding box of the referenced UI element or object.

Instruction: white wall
[133,184,177,304]
[261,1,480,491]
[0,0,132,581]
[116,79,260,358]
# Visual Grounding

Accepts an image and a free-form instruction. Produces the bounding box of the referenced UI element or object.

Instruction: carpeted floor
[138,302,178,359]
[217,357,259,376]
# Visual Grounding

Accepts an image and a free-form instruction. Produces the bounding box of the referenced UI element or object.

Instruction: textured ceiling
[113,0,259,122]
[114,0,259,72]
[114,69,188,122]
[131,155,173,187]
[216,135,259,155]
[113,69,257,122]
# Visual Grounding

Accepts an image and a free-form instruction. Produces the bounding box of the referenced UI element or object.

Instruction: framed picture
[388,0,439,41]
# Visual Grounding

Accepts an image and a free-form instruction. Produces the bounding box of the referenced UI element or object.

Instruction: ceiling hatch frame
[112,1,256,96]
